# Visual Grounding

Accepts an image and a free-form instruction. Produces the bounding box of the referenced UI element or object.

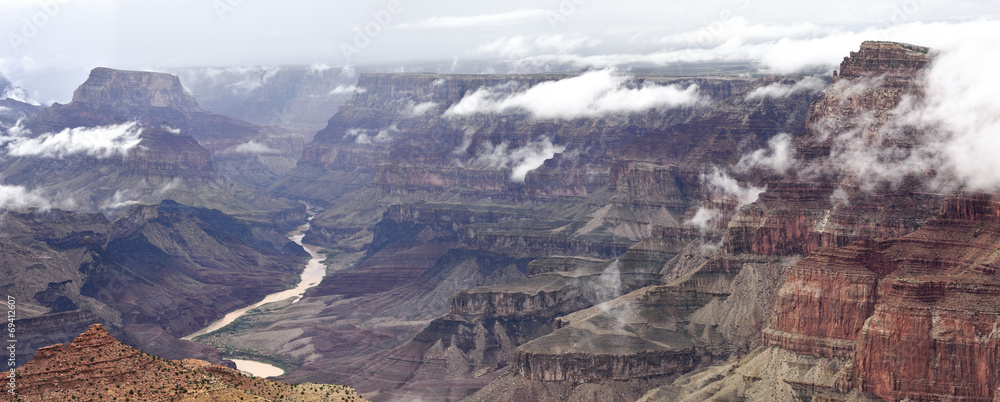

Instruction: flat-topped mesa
[837,41,932,79]
[71,67,201,111]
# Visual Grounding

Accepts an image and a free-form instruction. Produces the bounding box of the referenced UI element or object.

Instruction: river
[182,215,327,377]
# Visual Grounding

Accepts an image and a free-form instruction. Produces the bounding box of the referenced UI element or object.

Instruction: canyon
[5,40,999,402]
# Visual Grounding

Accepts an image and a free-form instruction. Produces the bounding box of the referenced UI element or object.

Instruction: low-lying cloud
[0,184,53,211]
[329,85,367,95]
[2,122,143,159]
[445,69,703,120]
[472,136,566,182]
[737,133,796,174]
[746,76,827,100]
[344,125,399,145]
[705,167,766,208]
[409,101,438,115]
[221,140,280,155]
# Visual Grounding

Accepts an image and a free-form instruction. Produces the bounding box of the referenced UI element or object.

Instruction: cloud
[154,177,184,196]
[654,17,827,49]
[746,76,827,99]
[3,122,143,159]
[471,137,566,182]
[737,133,796,174]
[309,63,334,73]
[473,36,533,58]
[445,69,703,120]
[0,184,52,211]
[473,34,601,58]
[344,125,399,145]
[507,20,1000,76]
[221,140,280,155]
[101,190,139,211]
[0,73,38,105]
[704,168,765,208]
[409,101,438,116]
[396,9,550,29]
[329,84,367,95]
[685,206,723,233]
[228,66,281,92]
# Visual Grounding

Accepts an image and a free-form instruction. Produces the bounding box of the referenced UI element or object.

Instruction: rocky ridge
[13,324,365,401]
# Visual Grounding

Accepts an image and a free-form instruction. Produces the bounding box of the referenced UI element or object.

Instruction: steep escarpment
[1,68,305,226]
[640,42,1000,402]
[14,324,364,401]
[0,201,307,367]
[21,67,305,193]
[671,193,1000,401]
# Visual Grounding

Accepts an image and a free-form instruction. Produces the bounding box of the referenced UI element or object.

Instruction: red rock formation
[14,324,364,401]
[762,193,1000,400]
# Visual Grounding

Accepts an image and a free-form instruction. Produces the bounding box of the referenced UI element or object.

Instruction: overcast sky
[2,0,999,103]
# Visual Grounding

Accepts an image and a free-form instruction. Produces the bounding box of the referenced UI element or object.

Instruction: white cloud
[409,101,437,115]
[396,9,550,29]
[445,69,703,120]
[510,20,1000,76]
[3,122,143,159]
[471,137,566,182]
[655,17,827,49]
[329,85,367,95]
[534,35,601,54]
[309,63,334,73]
[344,125,399,145]
[222,140,279,155]
[737,133,796,174]
[101,190,139,211]
[685,206,723,233]
[154,177,184,196]
[0,184,52,211]
[473,34,601,58]
[704,168,765,208]
[746,76,827,100]
[473,36,533,58]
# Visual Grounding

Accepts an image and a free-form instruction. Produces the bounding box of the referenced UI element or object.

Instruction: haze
[1,0,999,102]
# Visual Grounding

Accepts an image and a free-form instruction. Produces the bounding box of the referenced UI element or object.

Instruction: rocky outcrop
[71,67,201,111]
[14,324,364,401]
[752,193,1000,401]
[837,40,931,79]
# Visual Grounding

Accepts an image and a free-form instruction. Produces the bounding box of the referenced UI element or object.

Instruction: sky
[2,0,1000,103]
